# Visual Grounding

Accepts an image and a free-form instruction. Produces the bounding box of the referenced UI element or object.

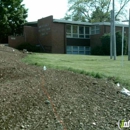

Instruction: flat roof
[25,18,129,27]
[53,19,92,25]
[53,19,129,27]
[24,21,37,25]
[93,21,129,27]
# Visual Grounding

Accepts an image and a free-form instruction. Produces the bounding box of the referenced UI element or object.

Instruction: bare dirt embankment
[0,45,130,130]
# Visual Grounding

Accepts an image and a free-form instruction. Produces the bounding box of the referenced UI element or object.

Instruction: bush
[92,32,128,56]
[101,31,127,55]
[91,45,103,55]
[17,42,43,52]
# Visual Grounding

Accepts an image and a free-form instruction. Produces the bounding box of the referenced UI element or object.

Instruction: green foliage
[65,0,130,22]
[22,53,130,88]
[101,32,127,55]
[91,46,103,55]
[92,32,127,55]
[17,42,43,52]
[91,7,110,22]
[66,67,104,78]
[101,33,111,55]
[0,0,28,42]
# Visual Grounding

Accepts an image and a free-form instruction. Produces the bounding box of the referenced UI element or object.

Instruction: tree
[0,0,28,42]
[64,0,130,22]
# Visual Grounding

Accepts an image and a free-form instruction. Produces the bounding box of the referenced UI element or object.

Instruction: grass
[22,53,130,88]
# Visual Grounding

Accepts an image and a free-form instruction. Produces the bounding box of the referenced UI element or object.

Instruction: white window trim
[66,46,91,55]
[91,25,100,35]
[66,25,90,39]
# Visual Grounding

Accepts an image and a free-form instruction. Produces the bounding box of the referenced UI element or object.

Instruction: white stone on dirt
[43,66,46,71]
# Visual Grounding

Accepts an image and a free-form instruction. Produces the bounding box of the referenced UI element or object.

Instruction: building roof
[25,21,37,24]
[53,19,129,27]
[25,17,129,27]
[92,21,129,27]
[53,19,92,25]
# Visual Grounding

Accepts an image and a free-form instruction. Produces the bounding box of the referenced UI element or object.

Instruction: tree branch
[115,0,130,18]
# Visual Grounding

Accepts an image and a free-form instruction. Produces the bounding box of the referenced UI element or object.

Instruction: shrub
[17,42,43,52]
[101,31,127,55]
[91,45,103,55]
[92,32,127,56]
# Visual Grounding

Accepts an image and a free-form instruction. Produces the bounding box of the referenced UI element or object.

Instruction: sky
[22,0,68,22]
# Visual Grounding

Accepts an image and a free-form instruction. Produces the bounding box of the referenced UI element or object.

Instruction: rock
[45,100,50,105]
[92,122,96,125]
[20,125,25,129]
[23,49,27,53]
[93,81,98,85]
[79,122,84,128]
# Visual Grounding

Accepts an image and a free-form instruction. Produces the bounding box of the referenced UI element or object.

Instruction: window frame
[66,24,90,39]
[91,25,100,35]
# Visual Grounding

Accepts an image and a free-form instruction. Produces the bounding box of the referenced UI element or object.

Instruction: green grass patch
[22,53,130,88]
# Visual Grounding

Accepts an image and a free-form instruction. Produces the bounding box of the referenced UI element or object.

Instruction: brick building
[8,15,129,55]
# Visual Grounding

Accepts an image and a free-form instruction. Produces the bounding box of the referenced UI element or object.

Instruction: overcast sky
[22,0,68,22]
[22,0,130,22]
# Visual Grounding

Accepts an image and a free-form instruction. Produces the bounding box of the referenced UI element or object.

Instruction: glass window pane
[79,35,84,38]
[79,46,84,51]
[73,46,78,51]
[91,30,95,34]
[96,30,100,34]
[66,33,71,37]
[67,46,72,51]
[73,34,78,38]
[73,26,78,33]
[66,25,71,33]
[67,51,72,54]
[96,25,99,30]
[73,51,78,54]
[85,27,89,34]
[91,26,95,30]
[85,51,90,55]
[85,47,90,51]
[79,51,84,54]
[85,35,90,38]
[79,26,84,34]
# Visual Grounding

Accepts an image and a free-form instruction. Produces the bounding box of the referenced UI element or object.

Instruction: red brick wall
[38,16,53,51]
[9,26,38,48]
[37,15,65,53]
[90,26,104,48]
[8,36,25,48]
[90,34,102,48]
[24,26,38,45]
[90,25,129,48]
[51,23,65,53]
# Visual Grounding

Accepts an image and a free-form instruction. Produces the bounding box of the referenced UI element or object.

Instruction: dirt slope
[0,45,130,130]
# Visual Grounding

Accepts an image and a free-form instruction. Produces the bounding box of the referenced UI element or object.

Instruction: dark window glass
[79,26,84,34]
[85,27,89,34]
[73,26,78,33]
[66,25,71,33]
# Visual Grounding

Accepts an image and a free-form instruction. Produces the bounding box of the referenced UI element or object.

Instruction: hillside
[0,45,130,130]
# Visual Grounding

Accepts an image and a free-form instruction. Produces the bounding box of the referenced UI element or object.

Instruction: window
[66,25,71,37]
[73,26,78,33]
[79,26,84,34]
[91,26,95,34]
[79,26,84,38]
[66,46,91,55]
[95,26,100,34]
[66,25,90,39]
[72,26,78,38]
[85,27,89,34]
[85,35,90,38]
[91,25,100,35]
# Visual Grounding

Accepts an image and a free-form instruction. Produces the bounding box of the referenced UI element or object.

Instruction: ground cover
[0,46,130,130]
[23,53,130,88]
